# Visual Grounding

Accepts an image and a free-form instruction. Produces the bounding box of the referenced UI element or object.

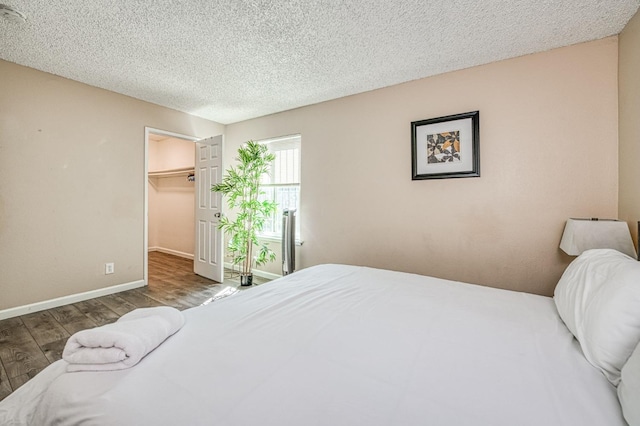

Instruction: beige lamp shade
[559,218,637,258]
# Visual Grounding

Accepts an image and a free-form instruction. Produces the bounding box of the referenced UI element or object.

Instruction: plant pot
[240,273,253,286]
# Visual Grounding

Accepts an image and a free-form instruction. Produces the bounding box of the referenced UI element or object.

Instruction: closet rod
[148,167,195,178]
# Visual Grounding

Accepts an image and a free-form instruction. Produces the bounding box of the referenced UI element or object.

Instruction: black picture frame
[411,111,480,180]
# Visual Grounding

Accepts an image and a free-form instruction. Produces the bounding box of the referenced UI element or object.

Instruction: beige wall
[148,178,160,249]
[148,138,160,249]
[0,60,223,311]
[149,176,195,255]
[0,35,623,310]
[619,10,640,249]
[149,137,195,172]
[226,37,620,296]
[148,137,196,256]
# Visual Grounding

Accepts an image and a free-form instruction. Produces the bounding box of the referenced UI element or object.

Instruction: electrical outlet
[105,262,115,275]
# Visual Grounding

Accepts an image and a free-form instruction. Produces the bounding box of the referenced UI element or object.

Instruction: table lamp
[559,218,637,259]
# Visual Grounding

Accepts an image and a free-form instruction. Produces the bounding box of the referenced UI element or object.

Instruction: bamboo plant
[211,141,277,285]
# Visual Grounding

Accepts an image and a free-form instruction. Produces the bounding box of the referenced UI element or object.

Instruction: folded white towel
[62,306,185,372]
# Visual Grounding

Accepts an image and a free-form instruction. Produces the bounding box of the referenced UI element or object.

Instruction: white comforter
[0,264,625,425]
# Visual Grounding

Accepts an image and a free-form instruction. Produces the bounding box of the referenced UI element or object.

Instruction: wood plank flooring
[0,251,270,402]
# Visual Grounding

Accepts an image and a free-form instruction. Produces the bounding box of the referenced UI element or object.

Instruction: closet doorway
[144,128,199,285]
[144,128,224,286]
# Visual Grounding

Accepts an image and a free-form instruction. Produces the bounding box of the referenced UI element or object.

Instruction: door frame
[143,127,201,286]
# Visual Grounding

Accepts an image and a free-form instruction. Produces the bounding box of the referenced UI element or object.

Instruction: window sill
[258,235,304,246]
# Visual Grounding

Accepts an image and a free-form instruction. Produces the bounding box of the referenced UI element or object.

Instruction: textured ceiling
[1,1,638,124]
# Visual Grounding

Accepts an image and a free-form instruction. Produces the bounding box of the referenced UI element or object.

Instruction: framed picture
[411,111,480,180]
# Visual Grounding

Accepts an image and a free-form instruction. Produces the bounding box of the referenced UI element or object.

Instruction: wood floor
[0,251,270,402]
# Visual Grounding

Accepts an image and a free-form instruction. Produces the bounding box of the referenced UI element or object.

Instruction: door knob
[214,212,222,218]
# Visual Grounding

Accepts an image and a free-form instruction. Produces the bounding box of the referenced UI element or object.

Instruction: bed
[1,251,639,425]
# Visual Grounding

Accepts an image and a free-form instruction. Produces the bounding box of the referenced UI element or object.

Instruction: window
[258,135,301,240]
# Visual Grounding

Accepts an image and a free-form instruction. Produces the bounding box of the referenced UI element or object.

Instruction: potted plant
[211,141,277,286]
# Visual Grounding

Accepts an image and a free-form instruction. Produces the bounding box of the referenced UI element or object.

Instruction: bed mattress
[0,264,625,425]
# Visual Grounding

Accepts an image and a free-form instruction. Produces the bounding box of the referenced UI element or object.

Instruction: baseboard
[0,279,146,321]
[150,249,278,278]
[224,262,282,280]
[149,246,194,260]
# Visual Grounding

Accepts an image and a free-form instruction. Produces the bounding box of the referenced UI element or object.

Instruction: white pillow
[619,341,640,426]
[554,248,640,385]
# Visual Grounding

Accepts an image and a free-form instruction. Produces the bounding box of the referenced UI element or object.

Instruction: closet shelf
[148,167,195,178]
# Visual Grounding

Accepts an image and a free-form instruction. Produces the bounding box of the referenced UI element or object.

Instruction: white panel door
[194,135,223,282]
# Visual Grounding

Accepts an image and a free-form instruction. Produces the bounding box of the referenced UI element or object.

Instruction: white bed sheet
[0,264,625,425]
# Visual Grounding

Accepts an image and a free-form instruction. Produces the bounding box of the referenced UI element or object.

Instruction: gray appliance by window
[282,209,296,275]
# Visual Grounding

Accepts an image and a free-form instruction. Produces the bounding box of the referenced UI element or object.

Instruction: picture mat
[415,117,473,174]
